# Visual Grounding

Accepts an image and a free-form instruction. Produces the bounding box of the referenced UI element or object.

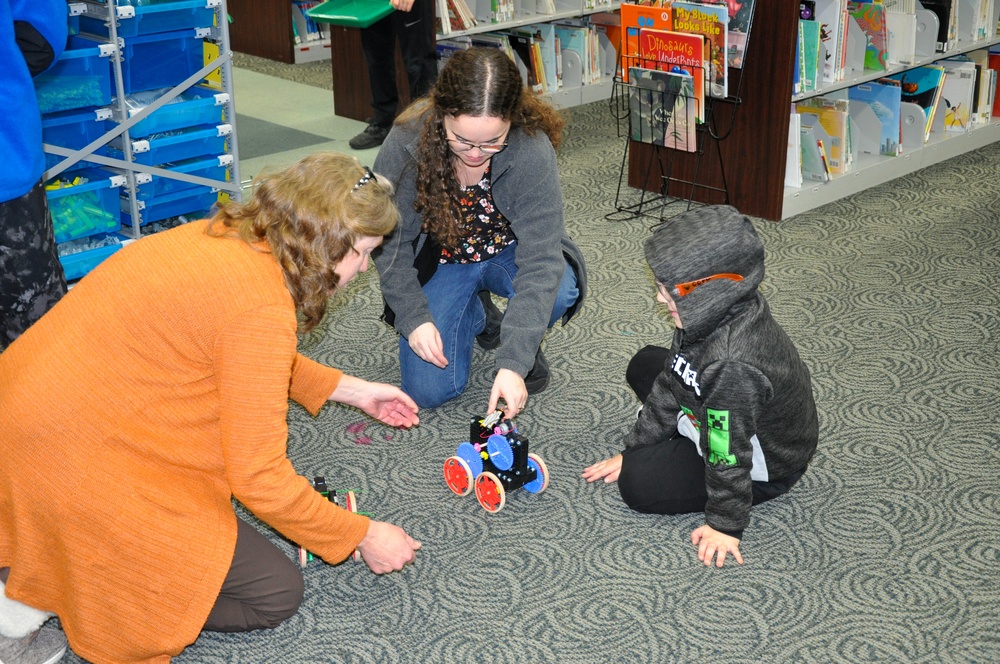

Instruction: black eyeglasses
[446,137,509,155]
[353,166,377,191]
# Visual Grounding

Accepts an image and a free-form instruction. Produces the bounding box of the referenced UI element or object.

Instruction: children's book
[637,27,707,121]
[799,124,830,182]
[785,107,803,188]
[887,65,947,141]
[847,0,888,72]
[671,1,728,98]
[628,65,698,152]
[796,98,851,174]
[814,0,847,83]
[848,79,902,155]
[919,0,956,52]
[619,3,674,82]
[795,20,804,95]
[939,59,977,132]
[800,18,822,92]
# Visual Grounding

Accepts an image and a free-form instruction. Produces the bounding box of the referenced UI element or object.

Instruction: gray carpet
[62,94,999,662]
[235,114,332,160]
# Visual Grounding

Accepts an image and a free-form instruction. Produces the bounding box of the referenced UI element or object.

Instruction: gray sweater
[372,119,587,378]
[626,205,818,537]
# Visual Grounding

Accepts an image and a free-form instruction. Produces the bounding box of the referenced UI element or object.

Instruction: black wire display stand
[606,4,756,224]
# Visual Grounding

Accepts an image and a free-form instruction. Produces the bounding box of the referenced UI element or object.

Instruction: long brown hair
[396,47,564,249]
[208,152,399,332]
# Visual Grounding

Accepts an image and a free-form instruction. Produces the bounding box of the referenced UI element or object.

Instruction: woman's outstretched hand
[330,375,419,428]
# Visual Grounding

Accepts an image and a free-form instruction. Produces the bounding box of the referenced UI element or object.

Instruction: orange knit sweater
[0,220,370,663]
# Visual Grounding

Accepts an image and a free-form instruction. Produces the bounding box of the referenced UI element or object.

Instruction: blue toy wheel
[486,434,513,471]
[456,442,483,478]
[523,453,549,493]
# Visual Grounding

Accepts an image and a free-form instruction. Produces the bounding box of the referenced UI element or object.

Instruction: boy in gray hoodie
[583,205,818,568]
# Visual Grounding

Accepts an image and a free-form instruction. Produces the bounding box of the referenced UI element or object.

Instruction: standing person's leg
[398,262,484,408]
[0,180,67,350]
[352,18,398,149]
[203,518,304,632]
[395,0,438,100]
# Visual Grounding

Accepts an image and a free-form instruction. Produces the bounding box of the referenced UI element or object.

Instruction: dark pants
[619,345,804,515]
[0,179,67,351]
[360,0,438,127]
[204,517,304,632]
[3,519,302,634]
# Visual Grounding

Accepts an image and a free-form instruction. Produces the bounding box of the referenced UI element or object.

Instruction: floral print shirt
[440,166,514,264]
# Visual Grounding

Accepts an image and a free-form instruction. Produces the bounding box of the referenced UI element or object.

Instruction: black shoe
[476,290,503,350]
[349,122,390,150]
[524,348,549,394]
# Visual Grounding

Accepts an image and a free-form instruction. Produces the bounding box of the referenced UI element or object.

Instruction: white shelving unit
[782,3,1000,220]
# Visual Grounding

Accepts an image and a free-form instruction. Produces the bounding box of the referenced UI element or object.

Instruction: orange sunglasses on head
[674,273,743,297]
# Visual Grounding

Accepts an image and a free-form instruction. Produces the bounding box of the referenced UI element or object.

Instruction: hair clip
[353,166,377,191]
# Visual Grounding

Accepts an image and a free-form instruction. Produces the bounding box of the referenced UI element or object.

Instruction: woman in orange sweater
[0,152,421,663]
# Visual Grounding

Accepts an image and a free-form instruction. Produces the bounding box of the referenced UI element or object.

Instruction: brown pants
[2,517,303,634]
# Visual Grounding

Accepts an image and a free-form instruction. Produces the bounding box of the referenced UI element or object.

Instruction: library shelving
[626,0,1000,222]
[226,0,620,121]
[35,0,242,280]
[227,0,331,64]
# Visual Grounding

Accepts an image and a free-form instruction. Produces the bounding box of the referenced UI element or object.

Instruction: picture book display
[628,65,698,152]
[887,65,947,141]
[848,79,902,155]
[672,1,728,98]
[939,59,977,132]
[796,98,851,175]
[619,3,674,82]
[847,0,888,72]
[637,26,707,121]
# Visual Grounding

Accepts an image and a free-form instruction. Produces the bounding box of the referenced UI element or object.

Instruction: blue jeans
[399,243,579,408]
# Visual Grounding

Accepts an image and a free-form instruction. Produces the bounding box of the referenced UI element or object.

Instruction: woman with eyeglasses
[0,153,422,663]
[373,47,587,419]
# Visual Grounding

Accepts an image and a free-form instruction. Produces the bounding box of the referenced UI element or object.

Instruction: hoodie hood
[643,205,764,341]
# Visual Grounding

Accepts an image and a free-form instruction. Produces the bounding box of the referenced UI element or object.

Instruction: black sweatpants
[360,0,438,127]
[0,179,66,351]
[619,345,803,516]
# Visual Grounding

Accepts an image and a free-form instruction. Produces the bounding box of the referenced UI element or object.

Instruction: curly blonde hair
[208,152,399,332]
[396,47,565,250]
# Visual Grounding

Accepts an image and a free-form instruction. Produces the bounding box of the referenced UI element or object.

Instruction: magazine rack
[607,3,756,224]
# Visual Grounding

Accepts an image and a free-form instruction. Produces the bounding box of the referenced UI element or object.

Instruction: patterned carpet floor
[61,76,1000,662]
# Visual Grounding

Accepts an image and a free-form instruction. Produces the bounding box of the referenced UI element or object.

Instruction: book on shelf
[637,26,707,121]
[919,0,956,52]
[619,3,674,83]
[506,31,545,93]
[796,97,851,175]
[628,65,698,152]
[887,65,947,142]
[939,58,977,132]
[966,48,995,125]
[671,1,728,98]
[814,0,848,83]
[799,17,822,93]
[847,0,888,72]
[444,0,477,32]
[991,50,1000,118]
[799,124,830,182]
[848,78,902,155]
[532,23,561,92]
[795,20,803,95]
[555,23,593,86]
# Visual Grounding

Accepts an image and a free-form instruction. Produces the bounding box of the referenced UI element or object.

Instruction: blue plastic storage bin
[122,187,217,226]
[123,86,228,139]
[41,107,112,171]
[46,168,124,244]
[58,234,124,281]
[80,0,216,38]
[108,124,230,166]
[122,28,206,93]
[33,42,113,114]
[135,155,229,201]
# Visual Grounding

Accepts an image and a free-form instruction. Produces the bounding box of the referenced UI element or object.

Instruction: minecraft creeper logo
[706,409,737,467]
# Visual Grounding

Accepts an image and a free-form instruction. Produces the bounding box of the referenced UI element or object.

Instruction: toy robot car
[443,411,549,513]
[297,476,361,567]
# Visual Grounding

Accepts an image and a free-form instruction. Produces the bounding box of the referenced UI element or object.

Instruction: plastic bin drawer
[58,234,124,281]
[108,123,231,166]
[46,168,124,244]
[135,155,230,201]
[42,107,113,171]
[123,86,229,138]
[80,0,216,38]
[33,42,114,114]
[122,187,217,226]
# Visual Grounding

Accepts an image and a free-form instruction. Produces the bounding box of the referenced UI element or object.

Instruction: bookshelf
[627,0,1000,221]
[228,0,619,121]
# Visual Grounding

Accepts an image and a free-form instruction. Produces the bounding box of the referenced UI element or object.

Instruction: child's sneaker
[0,625,67,664]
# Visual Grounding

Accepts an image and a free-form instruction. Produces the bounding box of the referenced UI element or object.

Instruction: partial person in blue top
[372,47,587,419]
[0,0,68,352]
